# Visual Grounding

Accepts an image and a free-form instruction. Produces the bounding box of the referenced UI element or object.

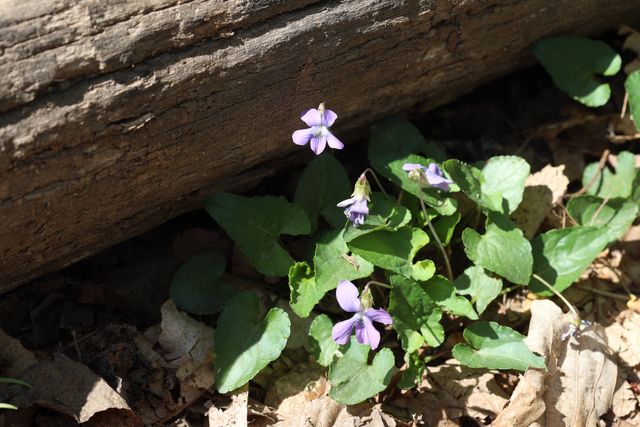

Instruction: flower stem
[365,280,393,290]
[531,273,581,321]
[416,176,453,282]
[363,168,390,200]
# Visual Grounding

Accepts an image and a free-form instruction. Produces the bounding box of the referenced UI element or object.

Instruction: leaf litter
[2,33,640,426]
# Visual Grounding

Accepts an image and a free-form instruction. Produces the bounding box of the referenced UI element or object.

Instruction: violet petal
[336,280,361,312]
[292,128,314,146]
[301,109,322,127]
[332,316,358,344]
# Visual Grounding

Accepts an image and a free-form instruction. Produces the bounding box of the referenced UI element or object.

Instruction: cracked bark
[1,0,639,292]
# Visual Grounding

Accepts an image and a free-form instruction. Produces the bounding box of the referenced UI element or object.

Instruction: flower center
[313,125,328,139]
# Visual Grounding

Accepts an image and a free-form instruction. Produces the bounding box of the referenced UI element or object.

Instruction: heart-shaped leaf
[442,159,502,212]
[203,193,310,277]
[454,266,502,316]
[170,250,237,315]
[481,156,530,214]
[348,227,435,281]
[531,37,621,107]
[308,314,340,367]
[328,336,395,404]
[389,275,444,352]
[214,292,290,393]
[314,229,374,293]
[528,226,610,295]
[462,212,532,285]
[452,321,546,371]
[421,275,478,320]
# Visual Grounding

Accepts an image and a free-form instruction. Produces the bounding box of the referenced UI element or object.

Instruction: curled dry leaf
[511,165,569,240]
[0,353,139,425]
[494,300,617,427]
[208,383,248,427]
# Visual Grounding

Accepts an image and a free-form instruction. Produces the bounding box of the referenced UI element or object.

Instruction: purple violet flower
[292,102,344,155]
[337,173,371,227]
[402,163,454,191]
[331,280,393,350]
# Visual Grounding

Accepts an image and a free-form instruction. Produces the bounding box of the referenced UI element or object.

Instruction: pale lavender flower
[402,163,453,191]
[561,320,591,341]
[331,280,392,350]
[337,173,371,227]
[292,102,344,155]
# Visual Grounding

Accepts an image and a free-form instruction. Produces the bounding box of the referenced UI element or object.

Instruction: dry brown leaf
[511,165,569,239]
[262,362,394,427]
[497,300,617,427]
[425,359,510,420]
[612,377,639,419]
[0,352,140,425]
[158,299,215,366]
[605,309,640,368]
[0,328,37,381]
[207,383,248,427]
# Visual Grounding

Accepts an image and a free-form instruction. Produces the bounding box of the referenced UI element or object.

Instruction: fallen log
[1,0,639,293]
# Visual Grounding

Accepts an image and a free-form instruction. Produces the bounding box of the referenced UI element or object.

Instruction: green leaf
[625,70,640,132]
[389,275,444,352]
[0,404,18,410]
[215,292,290,393]
[530,37,621,107]
[314,229,375,293]
[462,212,533,285]
[454,266,503,316]
[294,152,351,230]
[566,195,638,244]
[528,226,610,295]
[481,156,530,214]
[429,213,461,247]
[368,117,458,216]
[452,321,546,371]
[170,250,236,315]
[348,227,435,281]
[203,194,310,277]
[442,159,502,212]
[328,336,395,404]
[343,192,412,242]
[421,275,478,320]
[308,314,340,367]
[288,262,325,318]
[582,151,636,199]
[398,351,425,389]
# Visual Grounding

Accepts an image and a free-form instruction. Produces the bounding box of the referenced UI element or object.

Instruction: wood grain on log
[1,0,639,293]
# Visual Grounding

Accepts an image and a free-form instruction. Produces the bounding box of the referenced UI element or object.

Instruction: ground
[1,60,639,426]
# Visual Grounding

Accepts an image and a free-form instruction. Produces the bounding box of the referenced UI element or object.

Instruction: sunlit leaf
[328,336,395,404]
[215,293,290,393]
[453,321,546,371]
[531,37,621,107]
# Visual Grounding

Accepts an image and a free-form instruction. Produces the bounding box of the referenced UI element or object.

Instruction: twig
[565,149,610,198]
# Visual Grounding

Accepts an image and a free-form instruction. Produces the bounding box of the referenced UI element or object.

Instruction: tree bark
[1,0,639,293]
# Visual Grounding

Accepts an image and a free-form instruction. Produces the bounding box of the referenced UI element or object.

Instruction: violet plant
[168,103,640,404]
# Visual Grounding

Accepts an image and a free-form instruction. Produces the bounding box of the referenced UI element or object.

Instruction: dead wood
[1,0,639,292]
